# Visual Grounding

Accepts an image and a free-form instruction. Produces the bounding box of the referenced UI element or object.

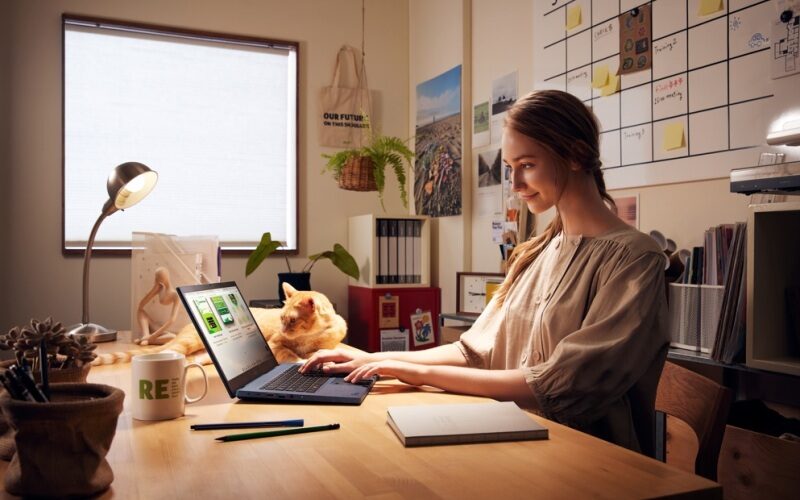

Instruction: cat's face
[280,283,333,335]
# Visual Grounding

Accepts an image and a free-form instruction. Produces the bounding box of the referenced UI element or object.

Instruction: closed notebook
[386,401,548,447]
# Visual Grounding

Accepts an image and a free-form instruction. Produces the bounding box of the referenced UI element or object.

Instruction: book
[386,401,548,447]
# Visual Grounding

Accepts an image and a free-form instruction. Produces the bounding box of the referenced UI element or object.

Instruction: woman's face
[501,127,563,214]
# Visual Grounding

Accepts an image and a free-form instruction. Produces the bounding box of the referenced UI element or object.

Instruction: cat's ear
[300,297,315,310]
[282,282,297,298]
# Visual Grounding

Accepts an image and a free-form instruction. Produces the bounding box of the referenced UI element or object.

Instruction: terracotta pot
[0,383,124,497]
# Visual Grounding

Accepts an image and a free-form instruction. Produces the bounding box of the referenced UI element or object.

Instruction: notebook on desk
[177,281,374,405]
[387,401,548,446]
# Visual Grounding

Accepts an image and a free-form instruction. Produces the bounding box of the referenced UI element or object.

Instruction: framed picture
[410,311,435,347]
[456,272,505,316]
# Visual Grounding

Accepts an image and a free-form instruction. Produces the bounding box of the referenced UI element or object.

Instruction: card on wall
[410,311,435,347]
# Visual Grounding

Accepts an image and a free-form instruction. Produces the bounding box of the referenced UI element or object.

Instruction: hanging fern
[321,130,413,210]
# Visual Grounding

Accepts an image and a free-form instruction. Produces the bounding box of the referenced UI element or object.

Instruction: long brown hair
[494,90,615,305]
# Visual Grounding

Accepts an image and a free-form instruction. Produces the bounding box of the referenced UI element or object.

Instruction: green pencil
[215,423,340,442]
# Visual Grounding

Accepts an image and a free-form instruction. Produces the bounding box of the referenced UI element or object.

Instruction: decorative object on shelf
[67,161,158,342]
[0,383,124,497]
[456,272,505,316]
[135,267,180,346]
[322,132,413,209]
[245,232,359,301]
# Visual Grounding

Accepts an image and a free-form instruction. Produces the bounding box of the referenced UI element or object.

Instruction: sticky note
[566,5,582,30]
[592,66,609,89]
[663,123,686,151]
[600,74,620,96]
[698,0,724,16]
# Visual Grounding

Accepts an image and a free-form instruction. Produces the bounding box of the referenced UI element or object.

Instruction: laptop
[177,281,374,405]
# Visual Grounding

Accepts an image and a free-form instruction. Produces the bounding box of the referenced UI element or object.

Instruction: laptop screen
[179,282,278,394]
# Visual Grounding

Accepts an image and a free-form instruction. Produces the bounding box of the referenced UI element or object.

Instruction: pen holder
[0,360,92,460]
[0,383,124,497]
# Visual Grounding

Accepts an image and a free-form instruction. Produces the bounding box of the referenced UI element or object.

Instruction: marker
[191,419,304,431]
[215,423,340,442]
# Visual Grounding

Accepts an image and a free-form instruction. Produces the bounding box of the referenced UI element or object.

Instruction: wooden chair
[717,424,800,499]
[655,361,732,480]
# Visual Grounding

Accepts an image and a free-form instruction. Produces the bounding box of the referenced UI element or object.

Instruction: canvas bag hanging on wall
[319,45,372,148]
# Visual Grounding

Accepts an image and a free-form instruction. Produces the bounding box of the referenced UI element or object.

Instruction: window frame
[61,14,300,256]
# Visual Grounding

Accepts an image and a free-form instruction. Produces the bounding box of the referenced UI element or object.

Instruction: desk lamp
[67,162,158,342]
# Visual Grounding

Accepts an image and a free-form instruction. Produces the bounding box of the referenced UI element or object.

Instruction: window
[63,15,298,253]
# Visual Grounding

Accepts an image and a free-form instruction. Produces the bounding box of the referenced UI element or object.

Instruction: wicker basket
[338,156,377,192]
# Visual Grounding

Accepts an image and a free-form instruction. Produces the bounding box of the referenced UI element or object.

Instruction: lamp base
[66,323,118,343]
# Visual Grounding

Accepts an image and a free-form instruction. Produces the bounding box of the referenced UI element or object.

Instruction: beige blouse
[455,227,669,455]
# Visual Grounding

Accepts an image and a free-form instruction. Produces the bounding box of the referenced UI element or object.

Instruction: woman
[302,90,669,455]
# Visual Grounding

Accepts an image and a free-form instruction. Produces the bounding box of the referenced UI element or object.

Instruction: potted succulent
[0,317,97,383]
[245,233,360,301]
[322,132,413,210]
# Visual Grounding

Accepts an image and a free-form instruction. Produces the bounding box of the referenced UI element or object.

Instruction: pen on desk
[191,419,304,431]
[215,423,340,442]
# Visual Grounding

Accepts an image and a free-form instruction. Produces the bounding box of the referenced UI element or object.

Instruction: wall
[466,0,752,273]
[1,0,409,332]
[408,0,467,313]
[0,1,10,288]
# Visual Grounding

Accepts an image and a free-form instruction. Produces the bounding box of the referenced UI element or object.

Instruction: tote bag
[319,45,372,148]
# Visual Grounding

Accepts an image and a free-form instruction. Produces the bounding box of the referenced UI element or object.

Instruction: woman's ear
[568,160,582,172]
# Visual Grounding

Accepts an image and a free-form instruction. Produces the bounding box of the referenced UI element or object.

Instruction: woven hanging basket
[338,156,377,192]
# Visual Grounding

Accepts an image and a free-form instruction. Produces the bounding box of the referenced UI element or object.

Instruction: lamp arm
[80,203,117,324]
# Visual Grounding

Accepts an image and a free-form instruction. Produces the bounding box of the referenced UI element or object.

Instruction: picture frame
[456,272,505,316]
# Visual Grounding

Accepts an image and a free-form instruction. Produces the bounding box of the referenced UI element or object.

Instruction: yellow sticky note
[592,66,609,89]
[663,123,686,151]
[566,5,582,30]
[698,0,724,16]
[600,74,620,96]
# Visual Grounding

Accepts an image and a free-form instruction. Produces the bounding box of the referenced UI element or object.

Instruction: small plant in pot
[0,317,97,383]
[322,132,413,210]
[245,233,360,301]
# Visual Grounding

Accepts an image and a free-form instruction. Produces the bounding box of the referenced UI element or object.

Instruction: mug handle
[184,363,208,404]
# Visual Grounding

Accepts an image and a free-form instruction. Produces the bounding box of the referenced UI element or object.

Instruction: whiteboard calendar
[533,0,800,189]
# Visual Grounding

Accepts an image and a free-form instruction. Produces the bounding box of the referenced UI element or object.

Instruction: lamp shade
[107,162,158,210]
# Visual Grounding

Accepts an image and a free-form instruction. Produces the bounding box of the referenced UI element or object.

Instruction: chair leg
[655,410,667,462]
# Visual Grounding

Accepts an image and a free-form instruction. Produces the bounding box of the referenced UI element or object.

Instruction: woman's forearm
[418,365,538,407]
[369,343,468,366]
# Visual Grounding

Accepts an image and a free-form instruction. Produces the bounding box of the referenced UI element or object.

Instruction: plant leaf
[246,232,281,276]
[307,244,360,280]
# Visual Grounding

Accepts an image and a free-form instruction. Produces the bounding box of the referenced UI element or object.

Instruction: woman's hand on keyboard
[299,348,374,375]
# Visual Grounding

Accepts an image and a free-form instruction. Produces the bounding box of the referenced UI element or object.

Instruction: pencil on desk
[191,419,304,431]
[215,423,340,442]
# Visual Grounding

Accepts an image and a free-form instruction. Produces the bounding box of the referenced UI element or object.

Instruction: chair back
[717,425,800,499]
[656,361,732,480]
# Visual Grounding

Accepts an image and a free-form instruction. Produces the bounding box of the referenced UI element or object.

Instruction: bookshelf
[347,214,431,288]
[746,202,800,376]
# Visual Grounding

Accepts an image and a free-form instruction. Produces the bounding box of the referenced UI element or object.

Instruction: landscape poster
[414,65,462,217]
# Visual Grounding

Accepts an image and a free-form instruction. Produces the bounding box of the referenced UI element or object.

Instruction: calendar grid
[536,0,776,171]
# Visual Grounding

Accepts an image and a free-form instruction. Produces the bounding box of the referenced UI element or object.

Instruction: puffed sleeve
[452,296,504,368]
[524,250,669,427]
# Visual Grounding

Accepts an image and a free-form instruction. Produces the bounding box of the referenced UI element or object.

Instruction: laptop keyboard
[260,365,328,394]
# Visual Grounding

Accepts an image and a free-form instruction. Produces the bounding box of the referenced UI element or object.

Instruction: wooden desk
[1,337,721,499]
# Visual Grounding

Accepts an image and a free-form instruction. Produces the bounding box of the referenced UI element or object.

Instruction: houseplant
[245,233,360,301]
[0,317,97,382]
[322,132,413,210]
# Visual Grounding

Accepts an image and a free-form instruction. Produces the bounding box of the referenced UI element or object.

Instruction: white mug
[131,351,208,421]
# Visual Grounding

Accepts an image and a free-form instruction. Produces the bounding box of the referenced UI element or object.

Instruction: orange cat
[94,283,346,365]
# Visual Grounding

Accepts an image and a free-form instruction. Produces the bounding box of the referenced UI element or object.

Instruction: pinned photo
[410,311,435,347]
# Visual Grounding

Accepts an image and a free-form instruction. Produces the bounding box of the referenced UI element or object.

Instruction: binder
[397,218,406,283]
[388,219,398,284]
[413,220,422,283]
[405,220,414,284]
[375,219,389,284]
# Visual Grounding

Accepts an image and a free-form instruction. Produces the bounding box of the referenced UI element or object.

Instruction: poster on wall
[490,70,518,144]
[414,65,463,217]
[473,101,490,148]
[475,148,502,216]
